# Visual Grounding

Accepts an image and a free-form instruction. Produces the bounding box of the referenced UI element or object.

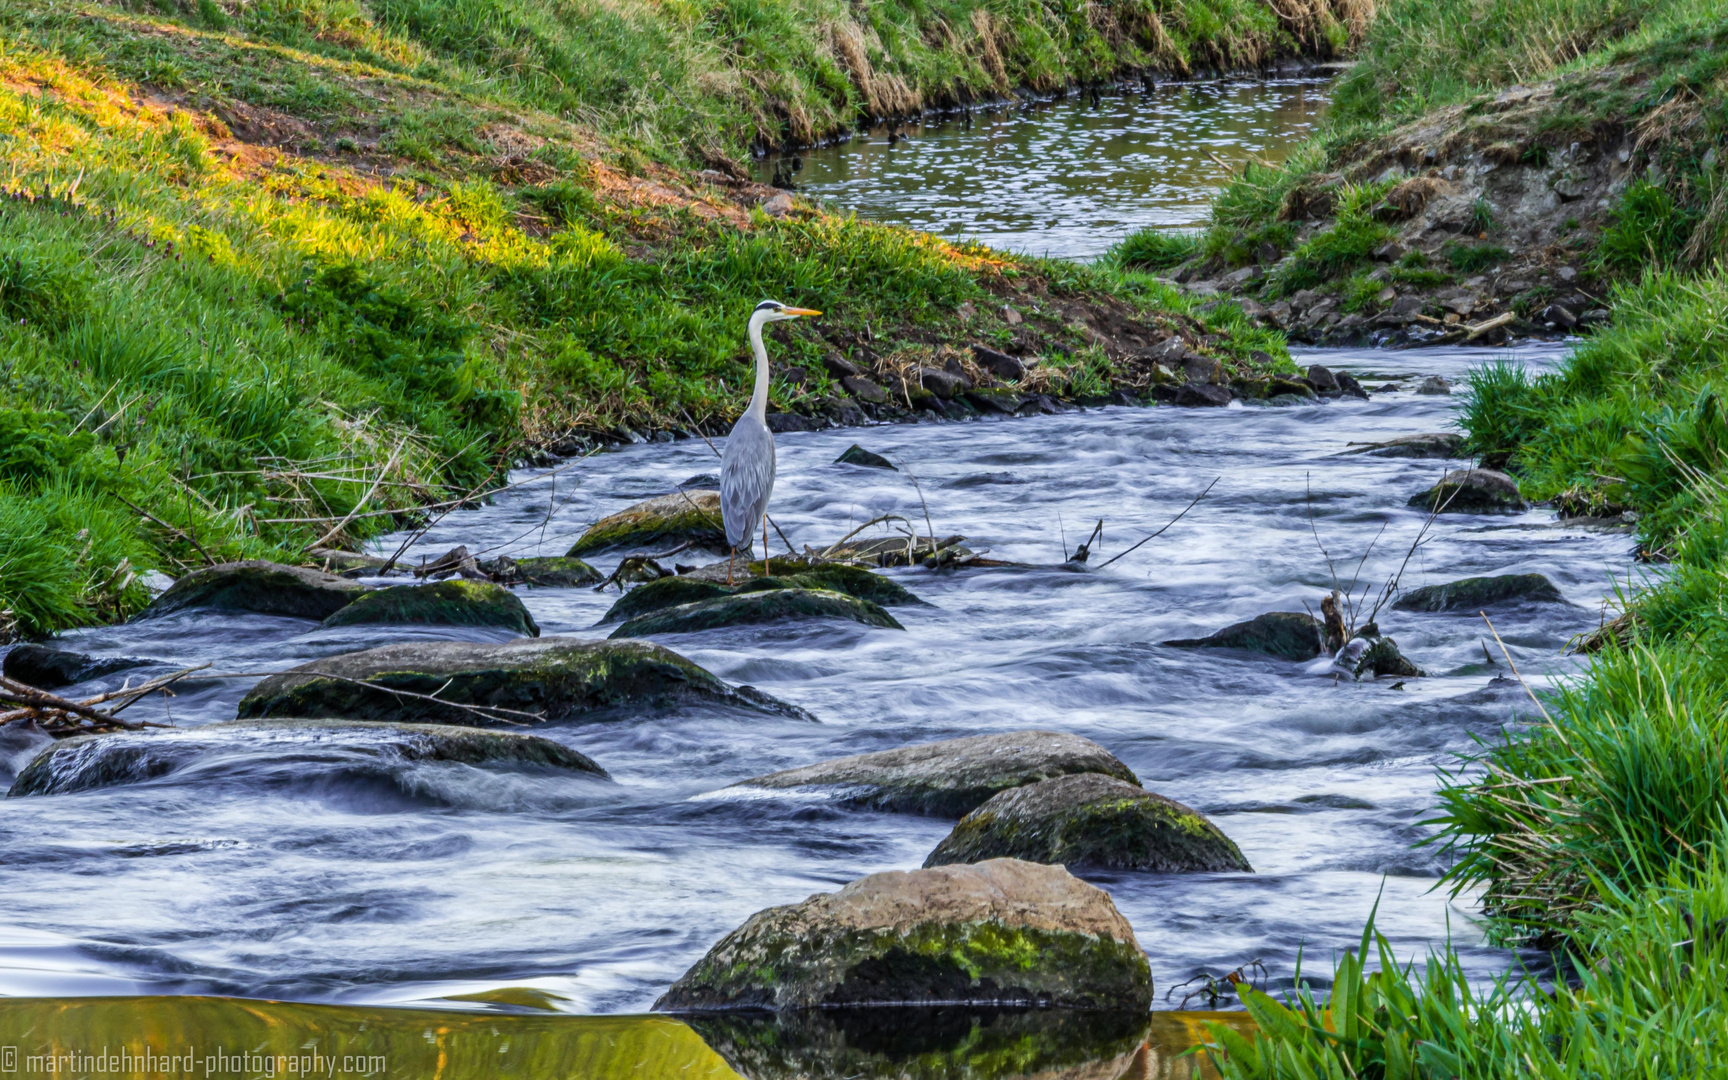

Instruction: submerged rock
[487,556,602,588]
[923,773,1251,874]
[600,565,923,625]
[654,858,1152,1011]
[0,718,52,787]
[237,637,810,725]
[610,588,903,638]
[835,444,896,470]
[726,731,1139,817]
[1408,469,1528,513]
[567,491,726,555]
[1344,433,1465,459]
[1165,612,1323,661]
[321,580,540,636]
[137,561,368,621]
[686,1005,1150,1080]
[2,644,152,690]
[8,719,608,797]
[1354,637,1425,678]
[1392,573,1565,612]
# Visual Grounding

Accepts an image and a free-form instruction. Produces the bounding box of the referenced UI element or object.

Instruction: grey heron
[722,299,821,583]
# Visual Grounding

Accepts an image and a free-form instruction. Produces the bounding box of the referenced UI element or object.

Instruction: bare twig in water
[1480,613,1558,729]
[1363,462,1468,626]
[1097,478,1219,569]
[904,469,937,548]
[817,514,918,558]
[297,671,543,726]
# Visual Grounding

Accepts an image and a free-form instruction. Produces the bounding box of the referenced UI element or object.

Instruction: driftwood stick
[1097,477,1219,569]
[0,675,147,730]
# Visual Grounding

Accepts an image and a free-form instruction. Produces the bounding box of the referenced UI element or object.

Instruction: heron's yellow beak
[782,307,822,317]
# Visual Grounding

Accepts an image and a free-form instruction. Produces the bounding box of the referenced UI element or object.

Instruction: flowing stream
[0,78,1636,1077]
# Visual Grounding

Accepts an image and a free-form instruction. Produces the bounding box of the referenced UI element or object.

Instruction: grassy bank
[0,0,1313,639]
[1166,0,1728,1074]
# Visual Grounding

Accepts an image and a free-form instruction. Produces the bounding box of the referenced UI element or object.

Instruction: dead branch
[1097,478,1219,569]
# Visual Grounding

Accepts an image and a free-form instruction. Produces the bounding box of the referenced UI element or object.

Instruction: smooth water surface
[0,343,1635,1017]
[757,79,1331,260]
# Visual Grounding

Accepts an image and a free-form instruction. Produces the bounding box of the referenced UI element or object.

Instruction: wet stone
[610,588,903,638]
[1165,611,1324,661]
[1354,637,1424,678]
[1345,432,1465,459]
[486,556,603,588]
[1408,469,1528,513]
[725,730,1140,817]
[8,718,609,797]
[654,859,1152,1011]
[600,565,924,626]
[834,444,896,470]
[925,772,1251,873]
[2,644,153,690]
[567,491,727,555]
[1391,573,1566,612]
[137,561,369,621]
[321,580,540,637]
[236,637,811,725]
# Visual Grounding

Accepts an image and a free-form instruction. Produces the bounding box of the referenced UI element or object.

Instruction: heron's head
[754,300,822,323]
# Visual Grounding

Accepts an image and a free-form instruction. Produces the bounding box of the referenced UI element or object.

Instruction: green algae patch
[322,580,540,636]
[569,491,726,555]
[236,637,811,725]
[506,557,603,587]
[924,773,1252,873]
[600,565,922,628]
[611,588,902,638]
[139,561,368,621]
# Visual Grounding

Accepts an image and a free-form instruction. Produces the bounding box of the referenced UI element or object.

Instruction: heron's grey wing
[720,417,776,549]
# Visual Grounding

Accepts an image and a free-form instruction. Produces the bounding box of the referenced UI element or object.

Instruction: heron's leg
[762,514,771,578]
[727,548,735,587]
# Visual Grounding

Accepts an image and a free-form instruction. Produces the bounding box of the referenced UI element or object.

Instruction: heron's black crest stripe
[754,300,782,312]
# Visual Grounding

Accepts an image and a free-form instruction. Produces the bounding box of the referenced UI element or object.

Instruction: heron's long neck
[746,312,771,422]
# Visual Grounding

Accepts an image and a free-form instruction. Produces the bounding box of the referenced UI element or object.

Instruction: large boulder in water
[236,637,810,725]
[1391,572,1566,613]
[1165,612,1323,660]
[321,580,540,636]
[486,556,602,588]
[567,491,726,555]
[138,560,368,620]
[610,589,903,638]
[923,773,1251,873]
[8,718,608,797]
[3,644,152,690]
[654,858,1152,1011]
[1407,469,1528,513]
[725,731,1139,817]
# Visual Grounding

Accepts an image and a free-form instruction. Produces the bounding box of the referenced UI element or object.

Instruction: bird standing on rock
[722,300,821,584]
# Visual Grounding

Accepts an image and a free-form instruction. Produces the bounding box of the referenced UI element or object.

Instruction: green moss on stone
[568,491,726,555]
[609,588,903,638]
[322,580,540,636]
[139,561,368,621]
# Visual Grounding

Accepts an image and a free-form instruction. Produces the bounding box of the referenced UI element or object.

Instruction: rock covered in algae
[1343,432,1464,459]
[923,773,1251,873]
[725,731,1139,817]
[236,637,810,725]
[8,718,608,797]
[488,556,602,588]
[600,565,925,626]
[610,588,903,638]
[1164,611,1323,661]
[1391,572,1565,613]
[321,580,541,636]
[138,560,369,621]
[1407,468,1528,513]
[654,858,1152,1011]
[567,491,726,555]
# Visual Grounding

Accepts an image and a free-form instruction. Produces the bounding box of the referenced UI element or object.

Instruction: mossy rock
[9,718,608,797]
[321,580,540,636]
[490,556,603,588]
[686,1004,1150,1080]
[727,730,1140,817]
[138,560,368,621]
[1391,573,1565,612]
[600,565,923,626]
[2,644,152,690]
[834,444,896,470]
[236,637,811,725]
[599,577,734,624]
[567,490,726,555]
[610,589,903,638]
[1354,637,1424,678]
[1165,611,1323,660]
[1344,432,1464,459]
[1407,469,1528,513]
[923,773,1251,873]
[654,858,1152,1011]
